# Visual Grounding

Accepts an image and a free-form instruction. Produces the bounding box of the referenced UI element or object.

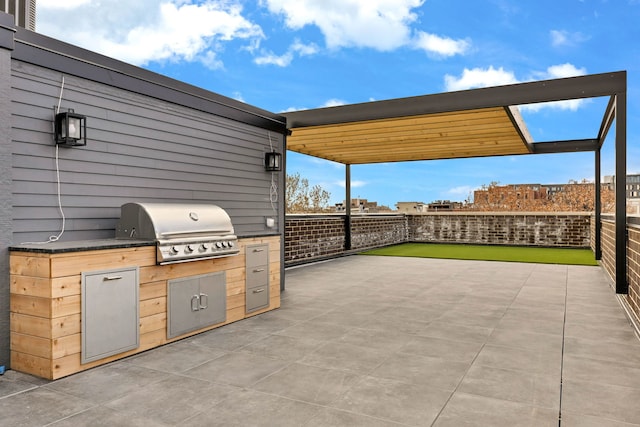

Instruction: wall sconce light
[264,151,282,171]
[55,109,86,146]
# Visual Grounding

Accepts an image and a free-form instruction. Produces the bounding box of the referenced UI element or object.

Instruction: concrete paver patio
[2,255,640,426]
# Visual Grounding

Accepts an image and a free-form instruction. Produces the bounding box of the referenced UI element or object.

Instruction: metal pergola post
[615,91,628,294]
[595,147,602,260]
[345,164,352,250]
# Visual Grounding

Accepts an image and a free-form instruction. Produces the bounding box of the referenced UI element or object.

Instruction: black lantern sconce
[264,151,282,172]
[54,109,86,146]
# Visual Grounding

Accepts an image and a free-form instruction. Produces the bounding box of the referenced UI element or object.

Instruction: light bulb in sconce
[54,110,87,146]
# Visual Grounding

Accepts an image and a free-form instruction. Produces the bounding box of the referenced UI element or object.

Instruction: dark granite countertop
[9,233,281,254]
[10,239,155,254]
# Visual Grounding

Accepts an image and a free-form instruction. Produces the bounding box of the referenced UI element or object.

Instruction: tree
[286,172,331,213]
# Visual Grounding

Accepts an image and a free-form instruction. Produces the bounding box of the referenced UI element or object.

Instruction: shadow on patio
[2,255,640,426]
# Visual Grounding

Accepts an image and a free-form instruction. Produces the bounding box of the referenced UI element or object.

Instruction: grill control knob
[227,241,235,248]
[169,246,179,255]
[200,243,209,252]
[185,244,195,253]
[215,242,223,249]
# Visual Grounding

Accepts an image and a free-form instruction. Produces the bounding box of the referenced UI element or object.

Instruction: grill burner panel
[116,203,239,264]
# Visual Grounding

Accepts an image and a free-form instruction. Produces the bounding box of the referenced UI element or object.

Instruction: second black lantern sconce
[54,109,87,147]
[264,151,282,171]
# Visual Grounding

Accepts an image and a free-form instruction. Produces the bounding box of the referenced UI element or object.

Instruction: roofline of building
[7,19,287,134]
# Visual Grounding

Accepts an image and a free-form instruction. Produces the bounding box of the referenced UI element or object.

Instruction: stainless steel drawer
[246,285,269,312]
[246,265,269,288]
[246,244,268,267]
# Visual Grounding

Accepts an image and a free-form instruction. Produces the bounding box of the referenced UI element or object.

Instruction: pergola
[283,71,628,293]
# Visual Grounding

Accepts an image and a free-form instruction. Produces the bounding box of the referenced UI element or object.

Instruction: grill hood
[116,202,239,264]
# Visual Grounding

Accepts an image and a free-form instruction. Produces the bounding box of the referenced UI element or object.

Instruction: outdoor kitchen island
[9,235,281,380]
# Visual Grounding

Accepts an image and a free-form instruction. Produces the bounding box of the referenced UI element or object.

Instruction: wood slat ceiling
[286,106,533,164]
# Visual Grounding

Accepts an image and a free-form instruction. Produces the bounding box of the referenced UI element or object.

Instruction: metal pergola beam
[599,95,617,147]
[531,139,599,154]
[285,71,627,129]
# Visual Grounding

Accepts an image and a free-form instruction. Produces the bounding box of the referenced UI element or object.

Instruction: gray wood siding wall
[11,61,284,243]
[0,19,13,370]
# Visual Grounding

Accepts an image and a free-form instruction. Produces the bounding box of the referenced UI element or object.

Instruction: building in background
[604,174,640,214]
[427,200,463,211]
[335,198,392,213]
[396,202,427,213]
[396,201,463,212]
[1,0,36,30]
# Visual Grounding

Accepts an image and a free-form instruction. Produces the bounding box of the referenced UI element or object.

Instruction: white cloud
[337,180,367,188]
[232,91,245,102]
[321,99,347,108]
[291,39,320,56]
[550,29,589,47]
[38,0,90,9]
[550,30,569,46]
[444,66,518,91]
[262,0,424,51]
[254,51,294,67]
[544,63,587,79]
[36,0,264,69]
[279,98,347,112]
[444,64,589,112]
[447,185,474,196]
[255,39,318,67]
[413,31,470,57]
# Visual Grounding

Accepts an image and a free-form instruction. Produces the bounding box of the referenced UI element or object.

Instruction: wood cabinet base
[10,236,280,379]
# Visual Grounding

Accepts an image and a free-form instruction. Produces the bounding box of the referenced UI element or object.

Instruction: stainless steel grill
[115,202,239,264]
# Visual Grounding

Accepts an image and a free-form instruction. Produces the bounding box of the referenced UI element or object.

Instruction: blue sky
[36,0,640,208]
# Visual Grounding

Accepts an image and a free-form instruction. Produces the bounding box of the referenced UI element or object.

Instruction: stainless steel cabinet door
[81,267,139,364]
[167,272,226,339]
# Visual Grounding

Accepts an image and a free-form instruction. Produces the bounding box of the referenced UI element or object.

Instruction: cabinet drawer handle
[191,295,200,312]
[199,293,209,310]
[253,268,265,273]
[252,288,265,294]
[103,275,123,281]
[253,248,265,252]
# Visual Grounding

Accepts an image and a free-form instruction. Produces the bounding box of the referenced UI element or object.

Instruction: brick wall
[407,213,591,247]
[351,216,407,251]
[628,226,640,321]
[600,219,617,283]
[285,215,406,265]
[285,213,591,265]
[285,215,346,264]
[600,217,640,325]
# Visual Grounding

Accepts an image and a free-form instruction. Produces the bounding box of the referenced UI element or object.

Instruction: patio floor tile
[433,392,559,427]
[561,379,640,425]
[331,375,452,426]
[457,364,560,410]
[3,256,640,426]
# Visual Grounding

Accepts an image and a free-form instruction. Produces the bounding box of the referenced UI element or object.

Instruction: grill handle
[160,229,232,237]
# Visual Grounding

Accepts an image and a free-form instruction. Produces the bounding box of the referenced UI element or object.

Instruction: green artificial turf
[360,243,599,266]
